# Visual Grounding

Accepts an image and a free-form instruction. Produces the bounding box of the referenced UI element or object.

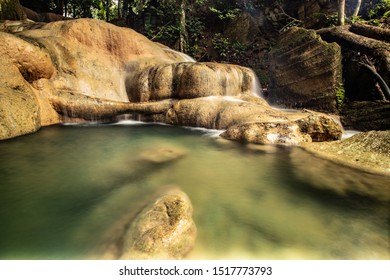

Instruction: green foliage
[209,6,240,21]
[368,0,390,19]
[336,83,345,111]
[212,33,247,62]
[348,15,364,24]
[367,19,381,26]
[131,0,150,15]
[322,13,339,27]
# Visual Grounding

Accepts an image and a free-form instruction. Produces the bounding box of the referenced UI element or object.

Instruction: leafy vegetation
[368,0,390,19]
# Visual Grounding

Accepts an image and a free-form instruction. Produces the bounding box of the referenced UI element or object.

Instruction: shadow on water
[0,123,388,260]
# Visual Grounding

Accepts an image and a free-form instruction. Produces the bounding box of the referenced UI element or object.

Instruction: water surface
[0,122,388,259]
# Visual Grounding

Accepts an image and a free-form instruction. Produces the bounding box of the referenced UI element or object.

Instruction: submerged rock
[137,145,186,164]
[120,188,196,259]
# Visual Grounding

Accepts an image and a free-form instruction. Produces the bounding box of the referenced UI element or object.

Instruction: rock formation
[0,18,343,145]
[268,27,342,113]
[341,101,390,131]
[224,12,260,45]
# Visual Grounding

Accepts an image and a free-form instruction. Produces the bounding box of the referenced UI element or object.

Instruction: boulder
[164,96,342,142]
[268,27,342,112]
[120,189,196,259]
[221,122,312,145]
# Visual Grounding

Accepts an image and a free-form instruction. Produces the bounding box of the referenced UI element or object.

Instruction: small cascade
[127,62,262,102]
[251,73,263,98]
[162,47,196,62]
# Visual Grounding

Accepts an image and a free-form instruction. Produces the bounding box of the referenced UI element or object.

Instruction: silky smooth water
[0,122,388,260]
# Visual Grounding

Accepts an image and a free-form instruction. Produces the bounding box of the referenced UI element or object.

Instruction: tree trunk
[338,0,345,26]
[178,0,188,53]
[361,63,390,101]
[317,26,390,74]
[122,0,130,19]
[64,0,68,17]
[0,0,26,20]
[117,0,121,18]
[352,0,362,17]
[318,25,390,90]
[350,23,390,43]
[55,0,64,15]
[106,0,110,21]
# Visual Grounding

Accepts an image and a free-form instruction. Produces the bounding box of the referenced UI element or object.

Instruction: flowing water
[0,122,388,260]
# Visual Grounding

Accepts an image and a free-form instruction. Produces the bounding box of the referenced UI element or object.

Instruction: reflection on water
[0,123,388,260]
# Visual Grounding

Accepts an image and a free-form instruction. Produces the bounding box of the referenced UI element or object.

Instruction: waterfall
[127,62,262,102]
[162,47,196,63]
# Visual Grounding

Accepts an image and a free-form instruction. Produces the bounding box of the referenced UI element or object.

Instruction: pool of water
[0,122,388,260]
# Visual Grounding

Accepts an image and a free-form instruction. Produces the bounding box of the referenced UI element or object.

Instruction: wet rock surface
[164,96,342,142]
[221,122,311,145]
[126,62,258,102]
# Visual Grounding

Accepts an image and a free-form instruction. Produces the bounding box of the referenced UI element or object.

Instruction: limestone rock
[341,101,390,131]
[224,12,260,45]
[164,96,342,142]
[0,18,343,145]
[268,27,342,112]
[0,19,186,139]
[294,111,343,142]
[0,31,52,138]
[120,189,196,259]
[301,130,390,175]
[292,131,390,201]
[126,62,259,102]
[221,122,312,145]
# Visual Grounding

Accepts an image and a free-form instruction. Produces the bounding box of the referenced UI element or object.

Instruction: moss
[336,82,345,111]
